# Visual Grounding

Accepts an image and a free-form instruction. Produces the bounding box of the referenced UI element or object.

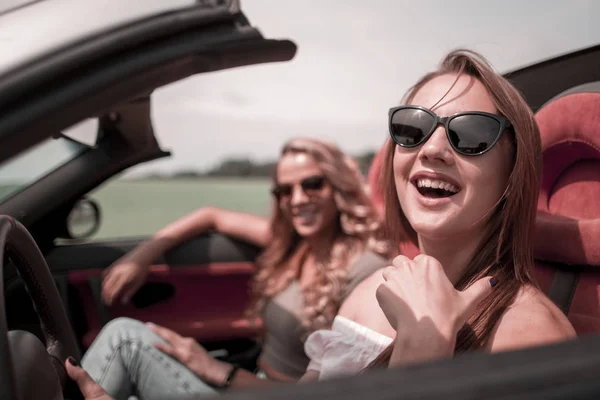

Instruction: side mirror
[63,198,101,240]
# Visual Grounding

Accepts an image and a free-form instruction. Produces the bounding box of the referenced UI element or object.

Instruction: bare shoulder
[338,268,385,319]
[487,285,577,353]
[338,268,396,338]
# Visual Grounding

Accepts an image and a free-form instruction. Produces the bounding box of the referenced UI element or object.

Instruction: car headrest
[534,82,600,266]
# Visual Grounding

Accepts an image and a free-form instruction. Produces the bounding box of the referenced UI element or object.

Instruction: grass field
[85,178,272,239]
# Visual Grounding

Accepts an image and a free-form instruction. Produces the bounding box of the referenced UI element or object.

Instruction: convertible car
[1,1,600,399]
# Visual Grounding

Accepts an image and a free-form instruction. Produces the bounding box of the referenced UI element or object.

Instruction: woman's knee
[98,317,148,340]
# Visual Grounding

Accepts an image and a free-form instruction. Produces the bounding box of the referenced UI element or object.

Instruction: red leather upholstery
[533,85,600,335]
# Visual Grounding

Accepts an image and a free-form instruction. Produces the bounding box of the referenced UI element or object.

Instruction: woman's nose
[418,126,455,165]
[290,184,309,205]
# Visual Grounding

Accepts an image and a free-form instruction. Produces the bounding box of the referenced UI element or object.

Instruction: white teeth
[296,210,316,218]
[416,179,459,193]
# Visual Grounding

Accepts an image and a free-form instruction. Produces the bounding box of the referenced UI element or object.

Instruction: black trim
[548,268,581,315]
[537,81,600,112]
[131,282,176,309]
[219,335,600,400]
[504,44,600,112]
[87,275,111,328]
[42,233,261,274]
[0,5,234,106]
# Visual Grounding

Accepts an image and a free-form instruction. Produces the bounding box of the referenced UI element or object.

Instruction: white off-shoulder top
[304,316,394,381]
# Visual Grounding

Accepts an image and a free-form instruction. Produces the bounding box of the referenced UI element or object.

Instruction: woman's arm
[102,207,271,304]
[153,206,271,249]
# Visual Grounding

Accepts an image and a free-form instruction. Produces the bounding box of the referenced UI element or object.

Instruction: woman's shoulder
[338,267,397,339]
[487,284,577,352]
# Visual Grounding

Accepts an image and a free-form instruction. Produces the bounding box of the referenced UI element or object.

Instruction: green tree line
[170,150,376,179]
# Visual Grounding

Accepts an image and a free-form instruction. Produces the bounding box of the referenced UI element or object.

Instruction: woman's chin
[409,218,459,241]
[294,224,321,238]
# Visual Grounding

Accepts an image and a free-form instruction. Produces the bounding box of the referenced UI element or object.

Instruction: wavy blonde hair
[245,137,389,334]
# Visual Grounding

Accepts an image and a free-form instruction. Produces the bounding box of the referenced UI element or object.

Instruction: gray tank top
[259,250,388,379]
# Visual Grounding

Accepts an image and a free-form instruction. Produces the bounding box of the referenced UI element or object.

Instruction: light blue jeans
[81,317,218,400]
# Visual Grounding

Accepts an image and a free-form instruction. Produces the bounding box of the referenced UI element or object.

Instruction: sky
[134,0,600,177]
[2,0,600,180]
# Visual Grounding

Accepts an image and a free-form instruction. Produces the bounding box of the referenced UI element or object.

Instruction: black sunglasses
[388,105,512,156]
[271,175,326,201]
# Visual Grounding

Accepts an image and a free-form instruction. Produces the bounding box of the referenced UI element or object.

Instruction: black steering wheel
[0,216,81,400]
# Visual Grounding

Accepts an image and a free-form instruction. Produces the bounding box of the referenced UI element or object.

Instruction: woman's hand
[376,254,496,365]
[65,358,114,400]
[148,323,232,386]
[101,258,149,305]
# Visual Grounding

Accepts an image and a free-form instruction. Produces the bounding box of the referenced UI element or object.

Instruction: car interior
[2,2,600,399]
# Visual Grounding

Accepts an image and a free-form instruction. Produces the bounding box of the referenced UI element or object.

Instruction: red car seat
[367,83,600,335]
[533,82,600,335]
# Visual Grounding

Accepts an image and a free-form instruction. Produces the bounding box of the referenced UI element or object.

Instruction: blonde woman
[75,137,388,400]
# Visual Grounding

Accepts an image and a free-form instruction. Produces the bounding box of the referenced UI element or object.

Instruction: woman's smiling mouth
[415,178,460,198]
[409,172,462,207]
[411,172,462,199]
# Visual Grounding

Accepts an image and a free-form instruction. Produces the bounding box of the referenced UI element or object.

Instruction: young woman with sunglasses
[71,137,389,399]
[298,49,576,380]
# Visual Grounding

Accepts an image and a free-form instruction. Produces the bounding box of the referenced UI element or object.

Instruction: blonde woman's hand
[148,323,232,386]
[101,257,149,305]
[376,254,496,365]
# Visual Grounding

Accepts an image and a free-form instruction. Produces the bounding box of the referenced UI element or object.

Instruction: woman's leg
[81,317,218,400]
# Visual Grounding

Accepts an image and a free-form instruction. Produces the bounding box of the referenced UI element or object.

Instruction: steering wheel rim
[0,215,81,400]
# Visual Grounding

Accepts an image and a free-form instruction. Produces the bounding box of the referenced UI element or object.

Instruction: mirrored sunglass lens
[390,108,434,146]
[448,115,501,154]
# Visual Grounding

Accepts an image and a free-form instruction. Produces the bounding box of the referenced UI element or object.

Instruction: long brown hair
[245,137,389,334]
[371,49,541,366]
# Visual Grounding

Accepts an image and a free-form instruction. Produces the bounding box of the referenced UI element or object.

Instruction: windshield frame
[0,136,89,205]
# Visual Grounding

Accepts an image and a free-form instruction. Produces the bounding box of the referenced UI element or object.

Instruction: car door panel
[67,262,258,349]
[7,233,262,354]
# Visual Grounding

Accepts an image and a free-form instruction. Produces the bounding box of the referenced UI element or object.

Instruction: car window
[0,136,88,203]
[77,75,276,240]
[87,168,271,240]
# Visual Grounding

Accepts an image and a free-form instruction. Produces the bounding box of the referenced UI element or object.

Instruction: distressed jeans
[81,317,218,400]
